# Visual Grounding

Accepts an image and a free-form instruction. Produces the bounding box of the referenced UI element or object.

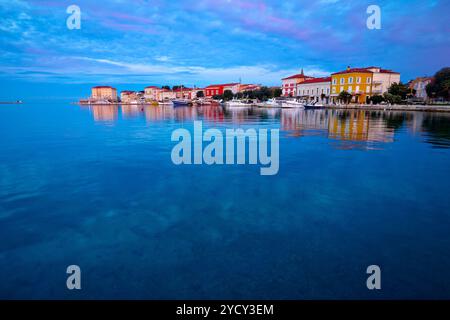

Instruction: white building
[223,83,241,94]
[366,67,401,96]
[409,77,432,100]
[144,86,161,101]
[296,77,331,103]
[281,69,314,97]
[191,88,205,99]
[158,89,176,102]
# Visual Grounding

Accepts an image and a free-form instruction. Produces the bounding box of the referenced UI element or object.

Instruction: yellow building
[91,86,118,102]
[331,67,374,104]
[331,67,400,104]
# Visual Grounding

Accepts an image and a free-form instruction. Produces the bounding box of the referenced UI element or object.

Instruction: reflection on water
[1,102,450,299]
[83,104,450,149]
[90,104,118,122]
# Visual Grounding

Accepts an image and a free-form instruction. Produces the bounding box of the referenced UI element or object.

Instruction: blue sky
[0,0,449,100]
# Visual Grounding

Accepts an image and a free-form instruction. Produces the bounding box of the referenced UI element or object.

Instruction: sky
[0,0,449,100]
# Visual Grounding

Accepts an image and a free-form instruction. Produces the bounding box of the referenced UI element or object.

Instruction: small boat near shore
[281,100,305,109]
[225,99,254,107]
[193,99,212,105]
[304,102,325,109]
[257,98,280,108]
[172,99,192,107]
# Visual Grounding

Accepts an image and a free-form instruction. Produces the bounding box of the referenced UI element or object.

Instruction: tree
[338,91,352,104]
[426,67,450,101]
[388,82,409,99]
[369,95,384,104]
[196,90,204,98]
[235,92,244,99]
[383,92,402,104]
[223,90,234,101]
[161,85,170,90]
[172,85,181,91]
[273,88,282,98]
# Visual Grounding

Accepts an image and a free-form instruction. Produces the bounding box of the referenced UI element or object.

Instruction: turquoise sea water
[0,103,449,299]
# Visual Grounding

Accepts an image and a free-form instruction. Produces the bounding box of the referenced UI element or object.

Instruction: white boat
[195,99,212,105]
[266,98,279,105]
[94,99,112,105]
[257,98,280,107]
[225,99,253,107]
[281,100,305,108]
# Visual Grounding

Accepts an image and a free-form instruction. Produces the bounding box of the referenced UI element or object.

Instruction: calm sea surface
[0,103,449,299]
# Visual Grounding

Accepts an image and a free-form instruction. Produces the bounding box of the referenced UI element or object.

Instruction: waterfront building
[91,86,118,102]
[191,88,205,99]
[296,77,331,103]
[120,91,135,103]
[157,89,177,102]
[281,69,315,97]
[223,83,241,94]
[409,77,433,101]
[205,83,240,97]
[135,91,145,103]
[120,91,145,103]
[144,86,161,101]
[238,84,261,92]
[331,67,374,104]
[172,87,193,99]
[368,66,400,96]
[330,66,400,104]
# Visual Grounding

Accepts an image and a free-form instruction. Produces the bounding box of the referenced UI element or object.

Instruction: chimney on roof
[347,66,350,71]
[301,68,304,75]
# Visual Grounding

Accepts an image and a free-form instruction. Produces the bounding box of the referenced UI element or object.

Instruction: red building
[204,83,240,97]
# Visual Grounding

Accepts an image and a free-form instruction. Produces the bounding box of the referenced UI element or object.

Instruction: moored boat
[257,98,280,108]
[281,100,305,109]
[172,99,192,107]
[304,102,325,109]
[225,99,254,107]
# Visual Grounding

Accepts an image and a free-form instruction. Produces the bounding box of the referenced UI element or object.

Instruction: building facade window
[356,77,361,84]
[367,77,371,83]
[340,78,345,84]
[349,77,353,84]
[333,79,337,85]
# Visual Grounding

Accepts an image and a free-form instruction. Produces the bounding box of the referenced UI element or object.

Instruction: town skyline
[1,0,449,101]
